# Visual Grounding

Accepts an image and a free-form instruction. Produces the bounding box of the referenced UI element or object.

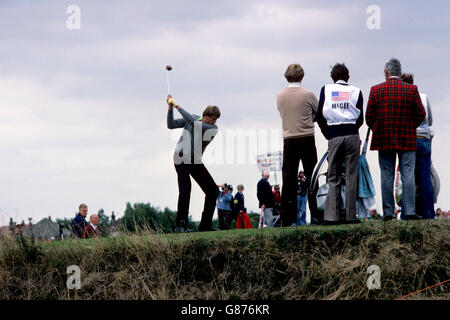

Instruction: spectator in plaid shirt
[366,58,426,221]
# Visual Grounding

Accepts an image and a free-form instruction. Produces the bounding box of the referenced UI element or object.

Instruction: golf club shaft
[166,70,171,94]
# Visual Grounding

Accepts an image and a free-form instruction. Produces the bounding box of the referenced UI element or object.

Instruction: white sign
[256,151,282,172]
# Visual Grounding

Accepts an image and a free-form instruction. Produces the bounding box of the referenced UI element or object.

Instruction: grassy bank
[0,220,448,299]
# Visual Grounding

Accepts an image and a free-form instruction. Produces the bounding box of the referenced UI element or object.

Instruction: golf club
[165,65,172,94]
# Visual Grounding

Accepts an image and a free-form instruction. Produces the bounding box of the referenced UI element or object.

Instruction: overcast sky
[0,0,449,224]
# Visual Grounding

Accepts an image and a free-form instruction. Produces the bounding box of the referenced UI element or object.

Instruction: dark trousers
[400,138,435,220]
[415,138,435,219]
[218,209,232,230]
[175,163,219,231]
[281,135,318,226]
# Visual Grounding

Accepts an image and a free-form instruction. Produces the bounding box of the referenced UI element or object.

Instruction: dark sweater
[167,107,218,164]
[257,178,275,208]
[233,192,246,213]
[71,213,87,238]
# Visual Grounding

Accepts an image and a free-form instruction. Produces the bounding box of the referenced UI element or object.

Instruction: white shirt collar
[90,223,97,230]
[287,82,301,88]
[336,80,348,85]
[389,76,400,79]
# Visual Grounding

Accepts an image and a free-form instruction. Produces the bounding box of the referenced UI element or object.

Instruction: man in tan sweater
[277,64,319,226]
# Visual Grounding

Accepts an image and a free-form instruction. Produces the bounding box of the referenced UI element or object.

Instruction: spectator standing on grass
[273,185,282,204]
[234,184,252,229]
[315,63,364,225]
[400,73,435,220]
[277,63,319,226]
[366,58,425,221]
[82,214,101,239]
[71,203,88,238]
[227,185,236,225]
[217,184,233,230]
[257,170,276,227]
[296,171,308,226]
[272,184,282,218]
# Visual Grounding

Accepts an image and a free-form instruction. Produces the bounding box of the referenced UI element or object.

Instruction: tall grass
[0,220,448,300]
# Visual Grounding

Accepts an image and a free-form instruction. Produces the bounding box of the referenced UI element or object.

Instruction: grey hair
[384,58,402,77]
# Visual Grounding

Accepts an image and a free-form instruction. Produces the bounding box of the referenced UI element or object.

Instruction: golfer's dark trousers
[281,135,318,226]
[175,163,219,231]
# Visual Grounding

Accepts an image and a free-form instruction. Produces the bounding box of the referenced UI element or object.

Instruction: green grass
[38,219,432,247]
[1,219,449,300]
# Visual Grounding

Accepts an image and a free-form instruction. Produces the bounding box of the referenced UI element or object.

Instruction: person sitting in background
[82,214,101,239]
[217,183,234,230]
[71,203,88,238]
[234,184,252,229]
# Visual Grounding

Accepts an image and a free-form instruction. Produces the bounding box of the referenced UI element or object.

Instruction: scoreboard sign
[256,151,282,172]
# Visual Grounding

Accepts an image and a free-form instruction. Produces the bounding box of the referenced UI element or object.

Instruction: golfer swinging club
[166,94,221,232]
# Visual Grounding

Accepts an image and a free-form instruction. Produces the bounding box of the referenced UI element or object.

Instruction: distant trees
[120,202,197,233]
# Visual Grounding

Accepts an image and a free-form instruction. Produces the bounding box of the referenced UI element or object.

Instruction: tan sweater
[277,86,318,139]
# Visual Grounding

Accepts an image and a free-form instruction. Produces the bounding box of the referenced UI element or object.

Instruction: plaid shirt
[366,77,425,151]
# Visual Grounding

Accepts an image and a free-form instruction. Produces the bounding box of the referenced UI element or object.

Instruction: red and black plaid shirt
[366,77,425,151]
